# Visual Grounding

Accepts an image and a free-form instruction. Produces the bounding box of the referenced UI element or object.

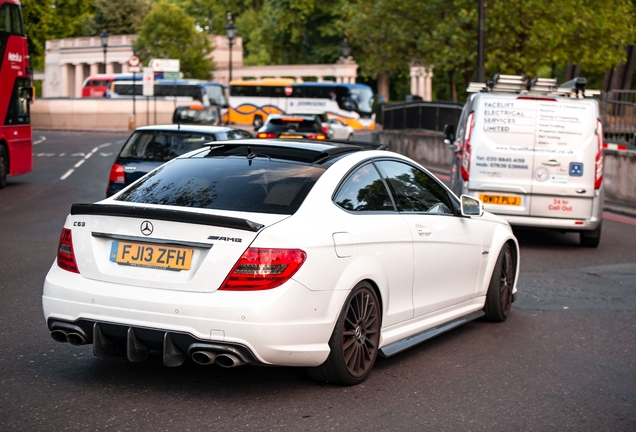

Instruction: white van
[446,75,604,247]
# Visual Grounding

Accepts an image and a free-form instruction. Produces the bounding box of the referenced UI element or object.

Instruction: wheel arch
[0,139,9,170]
[479,225,520,297]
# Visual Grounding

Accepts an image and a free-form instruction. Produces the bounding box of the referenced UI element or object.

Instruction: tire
[580,222,602,248]
[484,243,515,322]
[0,146,8,189]
[253,115,263,129]
[306,282,381,385]
[348,134,354,141]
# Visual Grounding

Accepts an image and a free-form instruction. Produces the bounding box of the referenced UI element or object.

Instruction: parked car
[446,75,604,247]
[173,104,223,126]
[44,138,519,385]
[256,114,327,140]
[289,111,330,136]
[106,124,253,197]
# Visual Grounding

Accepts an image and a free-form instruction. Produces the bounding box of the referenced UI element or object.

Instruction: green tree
[133,0,215,79]
[85,0,151,36]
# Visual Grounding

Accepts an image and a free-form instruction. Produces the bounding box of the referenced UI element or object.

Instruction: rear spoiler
[71,203,264,232]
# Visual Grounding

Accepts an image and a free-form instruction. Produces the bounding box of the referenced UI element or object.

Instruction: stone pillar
[425,67,434,101]
[317,76,323,82]
[60,64,69,97]
[90,63,99,76]
[106,62,114,74]
[121,63,129,73]
[74,63,84,98]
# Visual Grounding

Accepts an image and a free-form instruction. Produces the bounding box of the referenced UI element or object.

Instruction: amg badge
[208,236,242,243]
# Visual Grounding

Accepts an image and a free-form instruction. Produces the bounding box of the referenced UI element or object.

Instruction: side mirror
[443,124,456,145]
[460,195,483,217]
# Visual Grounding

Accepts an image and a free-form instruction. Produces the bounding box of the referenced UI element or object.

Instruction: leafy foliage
[85,0,150,36]
[133,0,215,79]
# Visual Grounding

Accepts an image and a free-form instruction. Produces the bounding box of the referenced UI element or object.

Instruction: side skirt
[379,310,485,358]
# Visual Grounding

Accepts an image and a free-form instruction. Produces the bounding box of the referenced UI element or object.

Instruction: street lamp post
[100,29,109,74]
[340,38,351,59]
[476,0,485,82]
[225,14,236,84]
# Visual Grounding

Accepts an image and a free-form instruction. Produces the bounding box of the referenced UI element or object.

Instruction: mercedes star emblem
[140,221,153,236]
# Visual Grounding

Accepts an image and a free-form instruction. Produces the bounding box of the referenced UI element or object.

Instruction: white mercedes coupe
[43,139,519,385]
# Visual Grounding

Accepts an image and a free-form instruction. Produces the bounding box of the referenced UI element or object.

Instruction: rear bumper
[496,214,602,231]
[42,263,348,367]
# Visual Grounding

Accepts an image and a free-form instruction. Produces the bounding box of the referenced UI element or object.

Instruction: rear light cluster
[595,119,604,190]
[220,248,306,291]
[257,132,276,139]
[306,133,327,140]
[461,111,475,181]
[109,163,125,183]
[57,228,79,273]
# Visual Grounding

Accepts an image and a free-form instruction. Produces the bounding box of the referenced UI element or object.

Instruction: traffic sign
[285,86,293,96]
[149,58,180,72]
[143,67,154,96]
[129,66,141,73]
[163,72,183,79]
[128,55,140,67]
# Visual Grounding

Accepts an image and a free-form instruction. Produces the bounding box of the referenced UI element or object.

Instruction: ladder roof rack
[467,73,600,98]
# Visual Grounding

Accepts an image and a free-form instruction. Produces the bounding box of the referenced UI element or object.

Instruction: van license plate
[109,241,193,271]
[479,194,521,206]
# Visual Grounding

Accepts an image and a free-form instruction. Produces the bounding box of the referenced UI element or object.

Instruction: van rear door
[529,98,598,219]
[469,94,537,216]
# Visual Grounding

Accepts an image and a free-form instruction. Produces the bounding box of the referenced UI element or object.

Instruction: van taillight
[220,248,307,291]
[257,132,276,139]
[109,163,125,183]
[595,119,604,189]
[461,112,474,181]
[57,228,79,273]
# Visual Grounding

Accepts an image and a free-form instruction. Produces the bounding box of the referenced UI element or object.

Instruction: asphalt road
[0,131,635,431]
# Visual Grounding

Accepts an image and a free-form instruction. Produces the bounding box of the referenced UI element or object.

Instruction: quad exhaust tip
[50,322,90,345]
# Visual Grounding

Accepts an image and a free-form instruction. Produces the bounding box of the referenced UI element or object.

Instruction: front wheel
[306,282,381,385]
[347,133,354,141]
[0,146,8,189]
[253,115,264,129]
[484,243,515,322]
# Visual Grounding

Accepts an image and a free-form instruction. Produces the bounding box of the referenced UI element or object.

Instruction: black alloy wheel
[484,243,515,322]
[307,282,381,385]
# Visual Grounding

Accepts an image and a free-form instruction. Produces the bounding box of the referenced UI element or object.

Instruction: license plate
[109,241,193,271]
[280,135,303,139]
[479,194,522,206]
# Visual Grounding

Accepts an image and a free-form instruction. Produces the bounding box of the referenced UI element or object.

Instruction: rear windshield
[119,131,216,162]
[265,118,322,133]
[175,108,220,124]
[115,156,325,215]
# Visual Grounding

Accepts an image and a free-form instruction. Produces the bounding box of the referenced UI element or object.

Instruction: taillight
[57,228,79,273]
[220,248,307,291]
[108,163,125,183]
[306,133,327,140]
[595,119,604,189]
[257,132,276,139]
[322,125,328,133]
[461,112,474,181]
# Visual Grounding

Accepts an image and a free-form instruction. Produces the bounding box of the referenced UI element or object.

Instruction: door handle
[541,159,560,166]
[417,227,432,237]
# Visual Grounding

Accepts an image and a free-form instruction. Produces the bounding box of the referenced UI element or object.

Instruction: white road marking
[33,136,47,145]
[60,169,74,180]
[59,153,65,157]
[36,153,55,157]
[99,142,112,148]
[99,152,113,157]
[60,145,106,180]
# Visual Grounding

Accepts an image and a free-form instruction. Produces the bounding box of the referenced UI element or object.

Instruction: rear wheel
[306,282,381,385]
[484,243,515,322]
[0,146,8,189]
[348,133,354,141]
[580,222,602,248]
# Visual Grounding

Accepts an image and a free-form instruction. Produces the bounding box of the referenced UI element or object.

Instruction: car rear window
[115,156,326,215]
[175,108,220,125]
[119,131,216,162]
[265,118,322,133]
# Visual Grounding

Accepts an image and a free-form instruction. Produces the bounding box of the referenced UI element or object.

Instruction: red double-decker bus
[0,0,32,188]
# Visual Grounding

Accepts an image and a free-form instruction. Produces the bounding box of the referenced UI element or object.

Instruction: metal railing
[601,90,636,147]
[382,101,463,132]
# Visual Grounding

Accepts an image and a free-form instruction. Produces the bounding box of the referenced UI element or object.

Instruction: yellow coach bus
[228,79,376,130]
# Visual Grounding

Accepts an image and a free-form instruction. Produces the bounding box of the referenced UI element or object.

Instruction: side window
[0,4,24,35]
[334,163,395,212]
[376,160,453,214]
